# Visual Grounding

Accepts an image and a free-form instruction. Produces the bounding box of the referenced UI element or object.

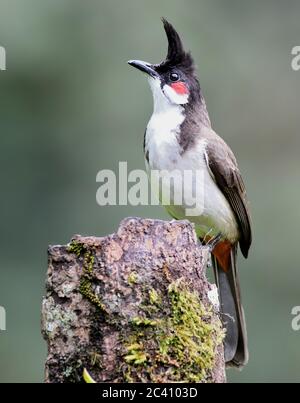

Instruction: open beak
[128,60,158,78]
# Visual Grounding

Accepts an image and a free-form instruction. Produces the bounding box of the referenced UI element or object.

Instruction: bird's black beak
[128,60,158,78]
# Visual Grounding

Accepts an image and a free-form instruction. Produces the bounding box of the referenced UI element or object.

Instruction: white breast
[146,110,184,169]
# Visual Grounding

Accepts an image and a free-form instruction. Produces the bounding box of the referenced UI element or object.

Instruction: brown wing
[205,135,252,258]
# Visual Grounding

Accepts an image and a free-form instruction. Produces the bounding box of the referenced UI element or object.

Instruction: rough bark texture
[41,217,226,383]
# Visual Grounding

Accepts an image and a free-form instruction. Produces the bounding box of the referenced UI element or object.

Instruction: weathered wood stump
[41,217,226,383]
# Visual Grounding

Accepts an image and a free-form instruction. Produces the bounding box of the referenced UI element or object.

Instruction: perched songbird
[128,19,252,368]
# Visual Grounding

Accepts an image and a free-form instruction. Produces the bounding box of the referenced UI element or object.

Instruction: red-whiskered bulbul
[128,19,252,368]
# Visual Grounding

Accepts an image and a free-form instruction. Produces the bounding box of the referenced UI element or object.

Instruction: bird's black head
[128,18,201,107]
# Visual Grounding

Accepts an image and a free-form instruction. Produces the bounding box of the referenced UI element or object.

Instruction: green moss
[122,278,224,383]
[149,288,161,305]
[163,280,224,381]
[131,317,158,327]
[89,352,102,368]
[68,240,86,257]
[124,342,149,365]
[127,271,138,285]
[69,240,106,313]
[79,278,107,312]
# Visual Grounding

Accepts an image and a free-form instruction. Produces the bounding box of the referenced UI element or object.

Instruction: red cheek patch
[170,81,189,95]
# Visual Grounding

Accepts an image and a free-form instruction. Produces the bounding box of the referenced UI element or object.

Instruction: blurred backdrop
[0,0,300,383]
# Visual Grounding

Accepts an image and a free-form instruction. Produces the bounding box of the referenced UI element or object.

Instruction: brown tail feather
[212,244,248,368]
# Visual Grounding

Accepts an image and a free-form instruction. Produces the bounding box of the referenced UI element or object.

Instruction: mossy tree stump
[42,217,226,383]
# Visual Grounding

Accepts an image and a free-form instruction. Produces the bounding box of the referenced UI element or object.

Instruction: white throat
[145,78,185,170]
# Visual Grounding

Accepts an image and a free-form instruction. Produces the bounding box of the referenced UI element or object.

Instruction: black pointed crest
[160,18,194,71]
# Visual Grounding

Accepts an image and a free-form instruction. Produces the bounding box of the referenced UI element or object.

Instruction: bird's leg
[202,228,213,245]
[206,232,223,252]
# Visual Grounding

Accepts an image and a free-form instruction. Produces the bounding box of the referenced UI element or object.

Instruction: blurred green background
[0,0,300,383]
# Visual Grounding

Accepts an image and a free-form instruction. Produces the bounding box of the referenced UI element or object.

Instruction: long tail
[212,244,248,368]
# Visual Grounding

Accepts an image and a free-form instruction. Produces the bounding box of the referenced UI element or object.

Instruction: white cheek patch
[163,84,189,105]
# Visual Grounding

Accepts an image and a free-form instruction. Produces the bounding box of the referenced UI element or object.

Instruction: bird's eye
[170,72,180,82]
